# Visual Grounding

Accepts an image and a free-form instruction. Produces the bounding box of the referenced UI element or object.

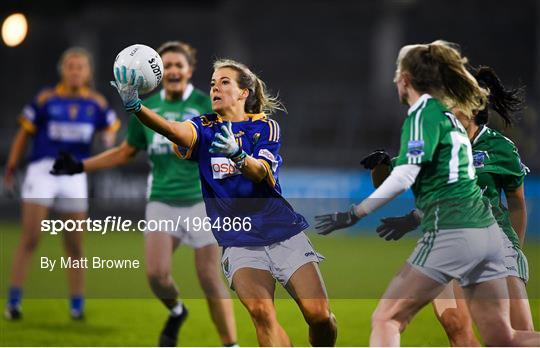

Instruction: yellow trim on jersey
[247,113,266,121]
[104,119,121,133]
[268,120,274,141]
[258,159,277,188]
[18,117,36,134]
[268,119,280,142]
[36,89,56,107]
[55,83,90,97]
[172,121,198,160]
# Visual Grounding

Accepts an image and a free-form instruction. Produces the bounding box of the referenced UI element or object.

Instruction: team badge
[69,105,79,119]
[406,140,425,157]
[252,132,260,145]
[473,150,489,168]
[200,115,213,126]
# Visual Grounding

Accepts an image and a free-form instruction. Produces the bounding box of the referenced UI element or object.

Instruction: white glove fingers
[121,66,128,84]
[214,133,227,143]
[129,69,137,85]
[114,67,122,83]
[220,125,231,138]
[211,141,228,149]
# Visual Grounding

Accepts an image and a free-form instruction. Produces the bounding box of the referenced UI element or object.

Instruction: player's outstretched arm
[84,140,138,172]
[315,164,420,235]
[51,141,139,175]
[135,106,194,148]
[110,67,194,148]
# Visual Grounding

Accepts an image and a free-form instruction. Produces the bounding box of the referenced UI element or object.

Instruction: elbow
[244,169,267,183]
[119,145,137,164]
[254,171,267,183]
[242,159,271,184]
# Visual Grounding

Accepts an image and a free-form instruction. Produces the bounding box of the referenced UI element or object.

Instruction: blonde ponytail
[397,40,489,117]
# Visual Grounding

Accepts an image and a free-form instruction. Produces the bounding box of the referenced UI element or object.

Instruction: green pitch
[1,223,538,346]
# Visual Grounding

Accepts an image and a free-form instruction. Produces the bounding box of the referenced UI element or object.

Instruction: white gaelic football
[113,44,163,94]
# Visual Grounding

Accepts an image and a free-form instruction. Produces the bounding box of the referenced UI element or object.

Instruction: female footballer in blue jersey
[3,47,119,320]
[52,41,238,347]
[111,59,337,346]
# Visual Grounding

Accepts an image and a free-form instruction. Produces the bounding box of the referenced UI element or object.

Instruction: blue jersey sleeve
[252,119,282,187]
[92,94,120,132]
[19,89,50,134]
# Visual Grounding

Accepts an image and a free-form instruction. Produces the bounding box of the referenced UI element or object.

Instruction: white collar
[408,94,432,114]
[160,83,194,102]
[472,125,488,145]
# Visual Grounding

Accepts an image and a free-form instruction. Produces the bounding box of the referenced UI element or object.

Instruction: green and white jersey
[472,126,529,249]
[126,84,212,206]
[395,94,495,232]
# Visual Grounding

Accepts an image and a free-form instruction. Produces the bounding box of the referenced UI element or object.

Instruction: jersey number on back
[445,112,475,183]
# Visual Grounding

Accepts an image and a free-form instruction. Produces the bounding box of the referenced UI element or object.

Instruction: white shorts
[22,158,88,213]
[408,223,507,287]
[144,201,217,249]
[501,232,529,283]
[221,232,324,289]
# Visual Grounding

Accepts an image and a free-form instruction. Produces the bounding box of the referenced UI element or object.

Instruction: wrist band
[231,150,247,169]
[126,98,142,113]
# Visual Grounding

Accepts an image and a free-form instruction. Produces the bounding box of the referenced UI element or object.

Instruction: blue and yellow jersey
[20,84,119,162]
[173,113,308,247]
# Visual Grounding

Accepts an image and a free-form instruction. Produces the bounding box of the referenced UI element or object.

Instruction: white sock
[170,302,183,317]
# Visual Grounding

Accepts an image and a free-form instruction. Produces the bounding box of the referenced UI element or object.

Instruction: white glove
[110,65,143,113]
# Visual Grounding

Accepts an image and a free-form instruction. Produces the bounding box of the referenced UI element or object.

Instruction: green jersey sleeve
[126,115,147,150]
[500,146,527,191]
[395,107,441,166]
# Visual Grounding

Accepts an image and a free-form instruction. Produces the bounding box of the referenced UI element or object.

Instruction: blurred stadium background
[0,0,539,346]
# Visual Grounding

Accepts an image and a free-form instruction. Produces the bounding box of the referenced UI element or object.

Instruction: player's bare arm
[506,185,528,246]
[133,105,194,148]
[4,125,31,189]
[83,140,139,172]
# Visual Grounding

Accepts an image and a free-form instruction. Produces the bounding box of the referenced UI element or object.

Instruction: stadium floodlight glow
[2,13,28,47]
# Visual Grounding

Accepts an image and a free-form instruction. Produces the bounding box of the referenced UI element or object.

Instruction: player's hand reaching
[50,151,83,175]
[315,206,359,235]
[209,121,242,158]
[360,149,391,169]
[110,66,143,113]
[376,209,422,241]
